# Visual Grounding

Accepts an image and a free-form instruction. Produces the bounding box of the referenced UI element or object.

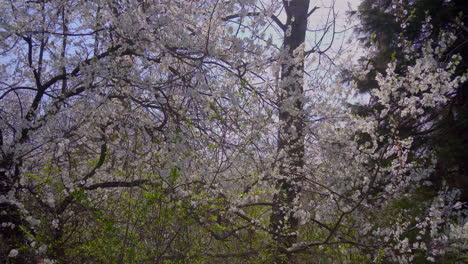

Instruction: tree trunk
[0,155,33,263]
[270,0,309,261]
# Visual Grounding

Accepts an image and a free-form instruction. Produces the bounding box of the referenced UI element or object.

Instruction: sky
[267,0,364,59]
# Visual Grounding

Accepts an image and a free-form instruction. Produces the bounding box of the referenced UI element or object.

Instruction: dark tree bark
[0,156,34,263]
[270,0,309,260]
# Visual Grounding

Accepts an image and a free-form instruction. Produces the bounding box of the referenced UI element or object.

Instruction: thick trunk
[0,155,33,263]
[270,0,309,259]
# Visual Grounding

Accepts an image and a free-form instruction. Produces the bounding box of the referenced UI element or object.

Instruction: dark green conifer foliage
[350,0,468,202]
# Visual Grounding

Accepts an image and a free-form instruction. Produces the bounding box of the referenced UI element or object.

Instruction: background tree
[349,0,468,202]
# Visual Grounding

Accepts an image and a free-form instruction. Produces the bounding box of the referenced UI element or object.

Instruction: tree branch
[161,250,259,260]
[223,12,286,32]
[238,202,274,208]
[307,6,320,17]
[271,15,286,31]
[79,142,107,186]
[83,179,148,190]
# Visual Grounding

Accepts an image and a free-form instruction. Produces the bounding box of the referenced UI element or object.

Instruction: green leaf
[169,167,181,184]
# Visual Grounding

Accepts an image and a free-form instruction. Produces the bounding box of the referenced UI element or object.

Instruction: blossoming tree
[0,0,466,263]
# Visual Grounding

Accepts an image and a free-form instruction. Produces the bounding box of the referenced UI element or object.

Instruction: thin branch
[223,12,260,21]
[238,202,274,208]
[79,142,107,186]
[83,179,148,190]
[307,6,320,17]
[223,12,286,31]
[271,15,286,31]
[161,250,259,260]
